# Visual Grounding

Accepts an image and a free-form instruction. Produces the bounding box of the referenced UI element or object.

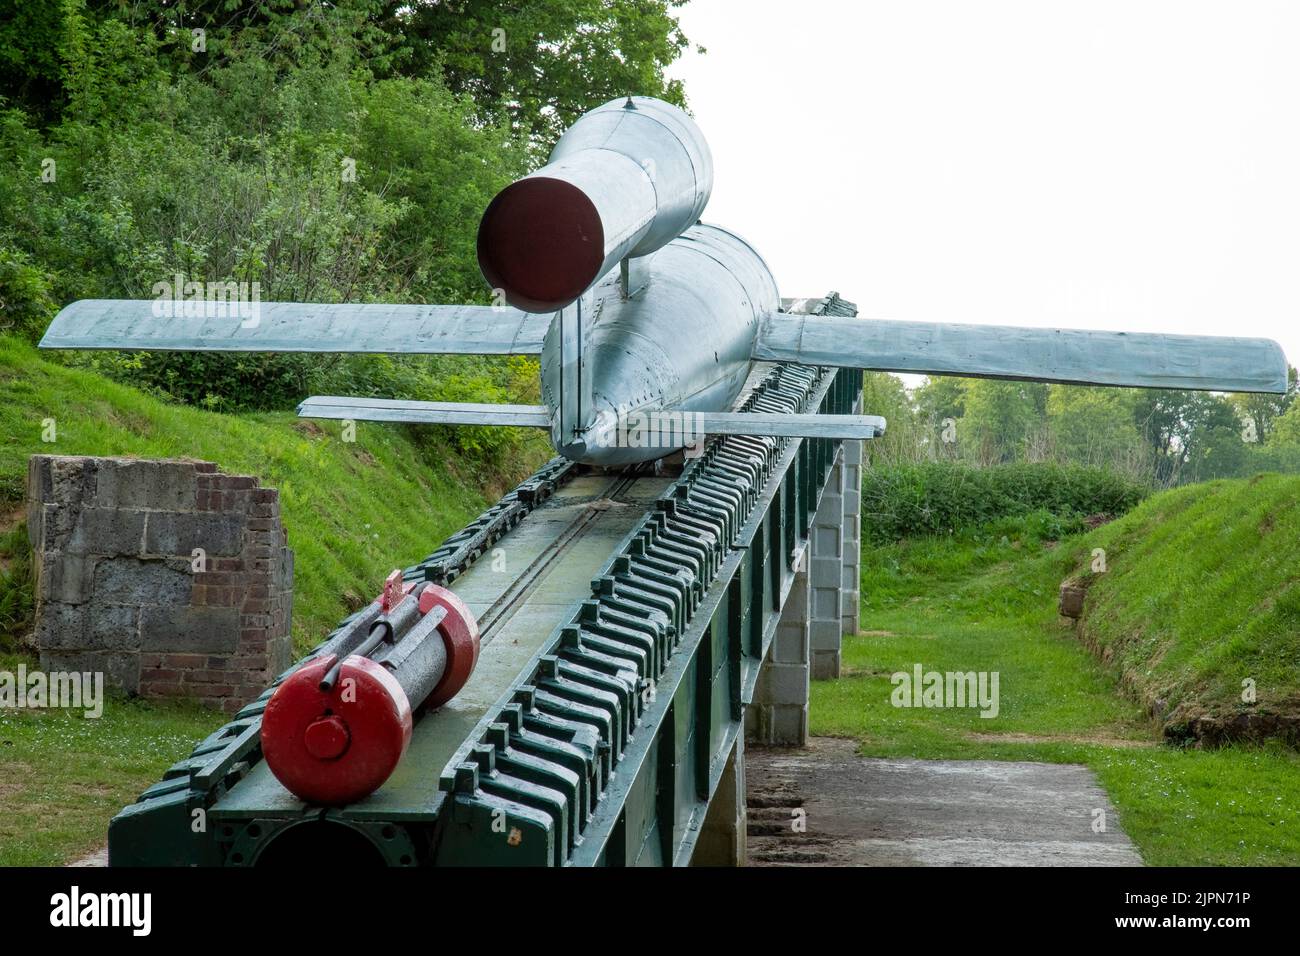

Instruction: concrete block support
[811,450,845,679]
[27,456,294,713]
[691,734,747,866]
[841,433,863,640]
[746,547,810,746]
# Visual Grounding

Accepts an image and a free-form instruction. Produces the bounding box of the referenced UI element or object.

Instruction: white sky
[667,0,1300,374]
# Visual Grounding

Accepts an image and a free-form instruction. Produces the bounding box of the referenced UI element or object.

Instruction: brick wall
[27,456,293,713]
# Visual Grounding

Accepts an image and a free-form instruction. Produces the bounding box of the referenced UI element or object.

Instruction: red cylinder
[419,584,481,707]
[261,655,413,806]
[261,582,482,805]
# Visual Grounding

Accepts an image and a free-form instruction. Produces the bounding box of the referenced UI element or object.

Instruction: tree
[1229,365,1298,446]
[1269,401,1300,448]
[1132,390,1242,485]
[961,379,1047,464]
[860,372,919,465]
[1047,386,1146,475]
[371,0,693,148]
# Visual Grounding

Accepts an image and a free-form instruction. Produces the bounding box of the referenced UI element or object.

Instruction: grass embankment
[0,335,548,864]
[812,480,1300,866]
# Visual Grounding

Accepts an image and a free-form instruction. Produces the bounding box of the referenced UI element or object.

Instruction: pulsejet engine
[42,96,1289,458]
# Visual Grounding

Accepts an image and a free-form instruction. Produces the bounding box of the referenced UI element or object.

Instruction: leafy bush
[860,461,1147,543]
[0,522,34,651]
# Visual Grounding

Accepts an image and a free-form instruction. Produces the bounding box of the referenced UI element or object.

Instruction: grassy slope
[0,335,547,864]
[1070,474,1300,728]
[811,497,1300,866]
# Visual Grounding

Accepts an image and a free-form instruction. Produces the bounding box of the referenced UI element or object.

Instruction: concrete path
[746,738,1143,866]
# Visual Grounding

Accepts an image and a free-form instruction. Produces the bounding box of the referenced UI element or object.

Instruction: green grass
[0,648,221,865]
[811,496,1300,866]
[0,335,549,864]
[1065,475,1300,730]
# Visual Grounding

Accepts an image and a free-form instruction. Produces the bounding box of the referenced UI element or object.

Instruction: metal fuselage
[540,223,780,466]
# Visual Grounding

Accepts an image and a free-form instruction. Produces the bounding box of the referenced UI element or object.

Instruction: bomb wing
[297,397,552,427]
[754,313,1289,394]
[39,300,549,355]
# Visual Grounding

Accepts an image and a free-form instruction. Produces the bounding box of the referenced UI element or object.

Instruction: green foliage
[860,371,924,465]
[1046,385,1145,473]
[960,379,1048,463]
[860,461,1147,543]
[890,370,1300,487]
[0,521,35,650]
[0,0,688,417]
[1269,399,1300,446]
[1057,474,1300,729]
[374,0,693,148]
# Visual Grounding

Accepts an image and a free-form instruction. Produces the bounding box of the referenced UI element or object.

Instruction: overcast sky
[667,0,1299,375]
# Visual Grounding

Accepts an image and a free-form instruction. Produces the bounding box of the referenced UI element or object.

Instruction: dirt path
[746,738,1143,866]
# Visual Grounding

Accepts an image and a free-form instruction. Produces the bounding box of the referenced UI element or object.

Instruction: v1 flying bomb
[40,96,1289,466]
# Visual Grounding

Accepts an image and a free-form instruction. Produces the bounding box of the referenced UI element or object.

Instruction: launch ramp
[107,296,869,867]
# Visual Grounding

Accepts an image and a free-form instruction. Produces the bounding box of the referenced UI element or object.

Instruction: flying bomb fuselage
[40,96,1288,467]
[478,95,784,465]
[540,224,779,466]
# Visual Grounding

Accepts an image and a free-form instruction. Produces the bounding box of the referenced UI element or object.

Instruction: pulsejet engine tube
[477,96,714,312]
[260,572,480,806]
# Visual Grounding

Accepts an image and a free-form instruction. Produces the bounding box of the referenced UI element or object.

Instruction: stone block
[143,512,245,557]
[65,508,147,556]
[36,552,97,605]
[39,649,140,694]
[34,602,88,650]
[93,558,193,605]
[140,605,240,654]
[95,459,197,511]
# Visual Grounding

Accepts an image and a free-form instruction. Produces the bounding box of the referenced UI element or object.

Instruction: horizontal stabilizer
[297,397,552,427]
[692,411,885,440]
[755,314,1289,394]
[40,300,549,355]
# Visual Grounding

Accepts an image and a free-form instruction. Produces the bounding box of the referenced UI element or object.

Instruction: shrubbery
[860,461,1147,543]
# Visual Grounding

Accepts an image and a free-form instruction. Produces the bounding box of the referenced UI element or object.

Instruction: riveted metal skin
[105,297,867,867]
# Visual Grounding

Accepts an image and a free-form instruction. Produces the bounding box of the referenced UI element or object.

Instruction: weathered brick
[140,668,181,682]
[29,455,292,709]
[161,653,207,669]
